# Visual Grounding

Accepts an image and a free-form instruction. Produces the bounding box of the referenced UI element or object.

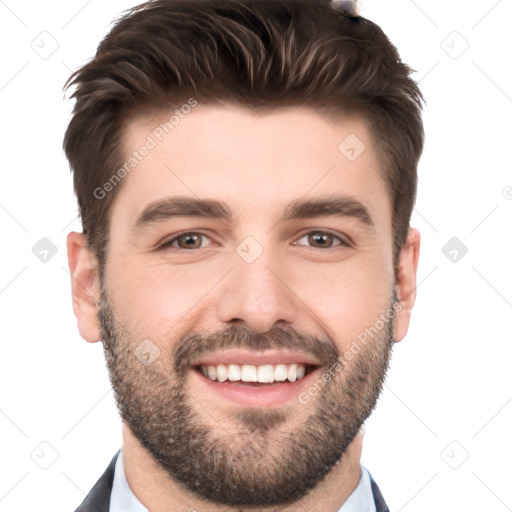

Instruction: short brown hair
[63,0,425,272]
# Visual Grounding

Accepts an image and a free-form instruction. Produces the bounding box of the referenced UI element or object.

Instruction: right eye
[158,232,215,251]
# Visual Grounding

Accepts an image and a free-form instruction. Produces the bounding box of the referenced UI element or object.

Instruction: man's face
[88,104,409,506]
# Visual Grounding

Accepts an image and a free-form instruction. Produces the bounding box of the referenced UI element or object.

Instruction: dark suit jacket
[75,451,389,511]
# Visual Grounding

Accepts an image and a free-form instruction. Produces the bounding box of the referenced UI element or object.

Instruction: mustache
[171,324,340,378]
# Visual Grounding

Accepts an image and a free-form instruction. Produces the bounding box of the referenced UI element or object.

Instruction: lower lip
[191,367,321,407]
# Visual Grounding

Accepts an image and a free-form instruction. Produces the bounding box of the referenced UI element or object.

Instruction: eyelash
[158,231,350,252]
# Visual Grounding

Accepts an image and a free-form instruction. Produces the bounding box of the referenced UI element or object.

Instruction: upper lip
[192,349,322,367]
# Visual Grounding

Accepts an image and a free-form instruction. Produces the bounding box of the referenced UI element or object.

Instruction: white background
[0,0,511,511]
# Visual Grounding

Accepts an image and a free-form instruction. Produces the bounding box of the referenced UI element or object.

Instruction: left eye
[293,231,347,249]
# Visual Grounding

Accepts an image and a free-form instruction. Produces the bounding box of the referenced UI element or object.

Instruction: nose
[216,247,300,333]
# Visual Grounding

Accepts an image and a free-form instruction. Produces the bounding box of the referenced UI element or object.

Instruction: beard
[98,285,397,509]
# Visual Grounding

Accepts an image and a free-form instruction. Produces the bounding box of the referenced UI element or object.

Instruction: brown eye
[294,231,347,249]
[176,233,203,249]
[161,232,213,251]
[308,232,334,248]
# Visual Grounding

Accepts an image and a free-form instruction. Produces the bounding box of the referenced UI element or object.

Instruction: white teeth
[199,363,309,383]
[241,365,257,382]
[257,365,274,383]
[228,364,241,381]
[216,364,228,382]
[274,364,288,381]
[288,363,297,382]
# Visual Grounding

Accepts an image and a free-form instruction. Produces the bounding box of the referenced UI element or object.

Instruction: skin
[67,104,420,511]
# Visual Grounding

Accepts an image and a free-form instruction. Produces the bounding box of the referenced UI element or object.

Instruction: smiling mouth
[194,363,319,386]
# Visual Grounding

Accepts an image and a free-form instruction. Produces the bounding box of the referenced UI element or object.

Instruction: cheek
[291,255,393,351]
[108,259,222,336]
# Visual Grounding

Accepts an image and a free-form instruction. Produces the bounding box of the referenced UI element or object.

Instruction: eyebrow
[133,194,375,232]
[282,196,374,227]
[135,197,232,227]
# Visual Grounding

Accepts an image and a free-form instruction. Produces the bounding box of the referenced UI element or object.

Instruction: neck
[121,423,364,512]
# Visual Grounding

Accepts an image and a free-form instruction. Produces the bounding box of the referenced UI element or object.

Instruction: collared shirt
[110,449,376,512]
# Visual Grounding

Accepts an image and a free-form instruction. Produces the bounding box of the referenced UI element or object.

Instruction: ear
[66,231,102,343]
[393,227,421,343]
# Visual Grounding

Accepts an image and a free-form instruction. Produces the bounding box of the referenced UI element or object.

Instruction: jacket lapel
[74,451,119,512]
[369,474,390,512]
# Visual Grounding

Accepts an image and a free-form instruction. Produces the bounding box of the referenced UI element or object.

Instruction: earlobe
[393,227,421,343]
[66,231,102,343]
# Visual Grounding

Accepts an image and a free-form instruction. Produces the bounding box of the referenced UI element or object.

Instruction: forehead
[113,103,391,229]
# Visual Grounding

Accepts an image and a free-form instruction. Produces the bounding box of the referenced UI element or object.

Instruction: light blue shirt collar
[110,449,147,512]
[110,448,376,512]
